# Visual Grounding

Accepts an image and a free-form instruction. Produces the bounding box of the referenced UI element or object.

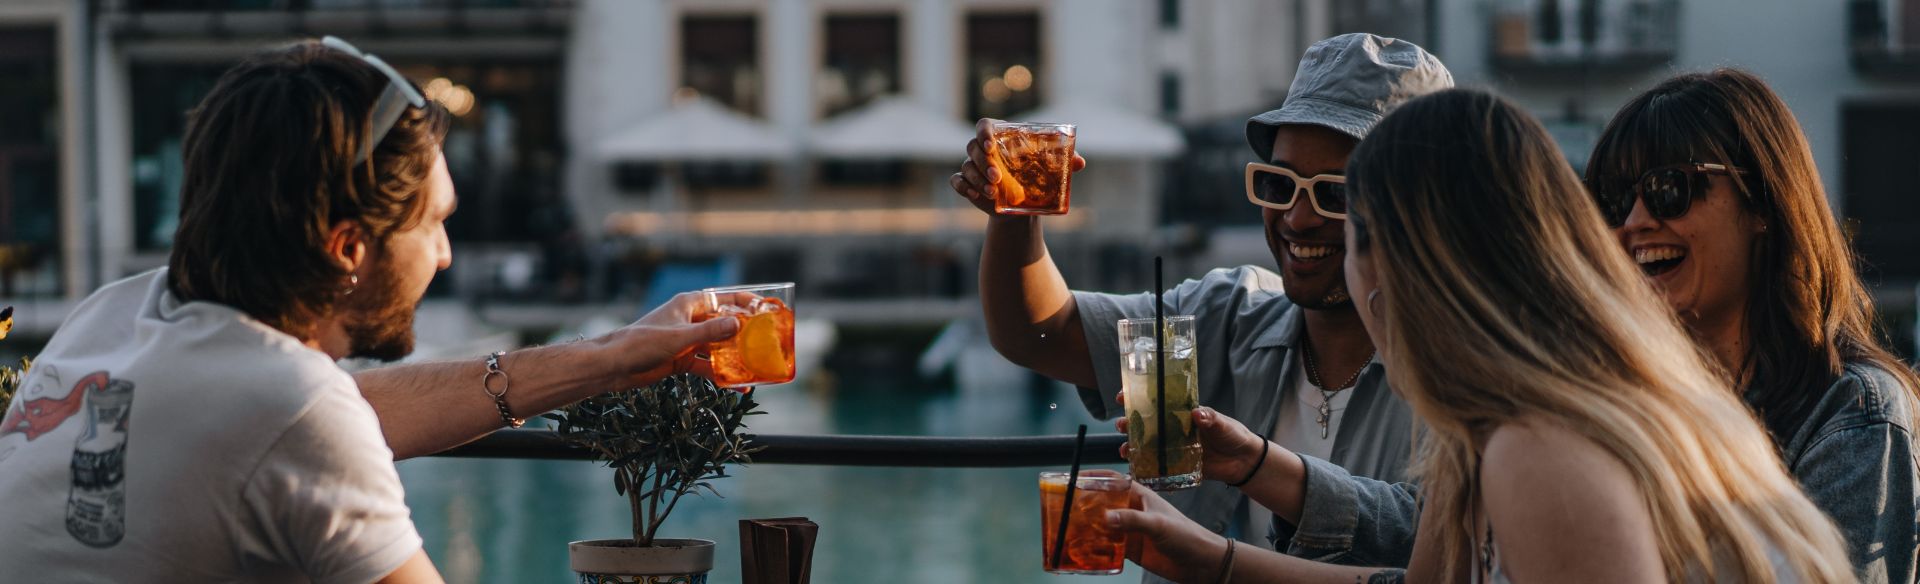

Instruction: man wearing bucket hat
[951,33,1451,574]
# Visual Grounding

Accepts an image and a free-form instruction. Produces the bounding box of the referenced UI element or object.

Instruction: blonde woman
[1107,89,1853,583]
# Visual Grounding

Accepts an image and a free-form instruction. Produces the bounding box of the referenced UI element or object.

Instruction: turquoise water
[398,376,1146,583]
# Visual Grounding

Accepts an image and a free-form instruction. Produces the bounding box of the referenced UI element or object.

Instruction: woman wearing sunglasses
[1109,87,1854,584]
[1585,68,1920,583]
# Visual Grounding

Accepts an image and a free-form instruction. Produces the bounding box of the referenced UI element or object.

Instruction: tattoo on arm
[1359,569,1406,584]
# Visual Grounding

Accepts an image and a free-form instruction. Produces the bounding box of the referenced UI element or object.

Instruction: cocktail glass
[1119,316,1202,490]
[987,122,1076,215]
[696,283,795,389]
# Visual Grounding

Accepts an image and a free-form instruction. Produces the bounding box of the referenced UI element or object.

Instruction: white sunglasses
[1244,162,1350,220]
[320,36,427,164]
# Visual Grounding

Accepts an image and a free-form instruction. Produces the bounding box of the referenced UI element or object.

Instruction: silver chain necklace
[1301,338,1374,439]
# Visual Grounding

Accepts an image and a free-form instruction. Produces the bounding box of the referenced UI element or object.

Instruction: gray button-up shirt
[1073,266,1420,582]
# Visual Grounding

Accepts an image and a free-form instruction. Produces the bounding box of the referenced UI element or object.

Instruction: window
[392,60,567,244]
[1160,0,1180,30]
[131,64,227,252]
[1844,102,1920,280]
[1159,72,1181,118]
[965,13,1042,121]
[682,15,761,116]
[0,26,62,296]
[820,14,902,118]
[1535,0,1564,45]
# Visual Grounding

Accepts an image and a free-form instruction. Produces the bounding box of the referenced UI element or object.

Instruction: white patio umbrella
[599,97,799,161]
[810,96,977,160]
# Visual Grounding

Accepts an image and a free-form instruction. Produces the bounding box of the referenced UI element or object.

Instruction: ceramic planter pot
[569,538,715,584]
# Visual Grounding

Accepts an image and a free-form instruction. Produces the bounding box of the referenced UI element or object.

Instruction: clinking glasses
[320,36,427,164]
[1245,162,1349,220]
[1584,162,1747,227]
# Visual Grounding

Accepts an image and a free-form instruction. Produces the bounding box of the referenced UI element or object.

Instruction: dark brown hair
[168,39,449,339]
[1586,68,1920,441]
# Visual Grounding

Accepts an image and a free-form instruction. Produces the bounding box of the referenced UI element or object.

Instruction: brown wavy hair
[168,39,449,339]
[1348,88,1851,582]
[1585,68,1920,441]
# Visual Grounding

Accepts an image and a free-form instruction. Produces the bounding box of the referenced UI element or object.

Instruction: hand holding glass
[694,283,795,389]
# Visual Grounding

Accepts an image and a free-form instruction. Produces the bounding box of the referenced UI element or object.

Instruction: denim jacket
[1286,361,1919,583]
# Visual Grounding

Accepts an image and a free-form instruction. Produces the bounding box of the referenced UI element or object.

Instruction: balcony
[1488,0,1678,76]
[102,0,575,40]
[1851,0,1920,77]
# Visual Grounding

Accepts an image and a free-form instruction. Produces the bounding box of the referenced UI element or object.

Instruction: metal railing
[436,428,1129,468]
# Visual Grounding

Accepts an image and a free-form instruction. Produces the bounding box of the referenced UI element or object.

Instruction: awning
[1014,101,1186,158]
[599,97,798,161]
[810,96,976,160]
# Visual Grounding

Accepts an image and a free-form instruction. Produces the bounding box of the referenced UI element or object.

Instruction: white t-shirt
[0,269,421,583]
[1247,356,1355,547]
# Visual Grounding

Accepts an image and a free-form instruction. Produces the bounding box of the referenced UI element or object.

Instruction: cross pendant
[1317,400,1333,439]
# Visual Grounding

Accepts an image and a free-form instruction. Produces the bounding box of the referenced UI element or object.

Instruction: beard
[336,259,418,362]
[1288,281,1354,311]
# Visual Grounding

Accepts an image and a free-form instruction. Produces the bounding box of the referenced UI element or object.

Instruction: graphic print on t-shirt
[0,368,136,547]
[0,363,77,442]
[63,371,134,548]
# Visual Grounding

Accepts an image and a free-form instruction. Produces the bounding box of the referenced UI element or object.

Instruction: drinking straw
[1154,256,1168,478]
[1050,424,1090,571]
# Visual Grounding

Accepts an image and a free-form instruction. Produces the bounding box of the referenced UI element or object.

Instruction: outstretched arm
[357,292,739,459]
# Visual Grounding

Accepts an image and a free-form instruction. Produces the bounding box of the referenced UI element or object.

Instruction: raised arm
[950,118,1096,388]
[356,292,739,459]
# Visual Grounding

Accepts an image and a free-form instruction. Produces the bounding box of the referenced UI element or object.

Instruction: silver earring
[344,274,359,296]
[1366,289,1384,319]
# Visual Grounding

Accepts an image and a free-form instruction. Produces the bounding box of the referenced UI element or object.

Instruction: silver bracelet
[483,351,525,428]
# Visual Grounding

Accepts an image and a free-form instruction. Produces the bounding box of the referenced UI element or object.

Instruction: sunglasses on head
[1245,162,1349,220]
[1584,162,1747,227]
[320,36,428,165]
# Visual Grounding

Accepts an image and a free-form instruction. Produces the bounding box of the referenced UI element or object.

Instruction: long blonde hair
[1345,89,1851,582]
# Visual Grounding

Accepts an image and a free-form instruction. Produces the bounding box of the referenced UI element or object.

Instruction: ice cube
[1171,337,1195,359]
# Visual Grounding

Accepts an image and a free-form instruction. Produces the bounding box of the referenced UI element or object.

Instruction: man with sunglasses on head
[951,33,1451,577]
[0,38,741,583]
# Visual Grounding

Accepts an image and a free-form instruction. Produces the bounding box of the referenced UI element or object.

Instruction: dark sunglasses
[1245,162,1349,219]
[1585,162,1746,227]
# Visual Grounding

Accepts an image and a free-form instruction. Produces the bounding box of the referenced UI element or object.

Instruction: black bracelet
[1225,434,1270,488]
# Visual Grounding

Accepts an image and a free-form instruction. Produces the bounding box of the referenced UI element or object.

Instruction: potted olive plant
[546,373,764,584]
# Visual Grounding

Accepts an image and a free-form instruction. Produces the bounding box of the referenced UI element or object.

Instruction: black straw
[1154,256,1168,478]
[1050,424,1090,570]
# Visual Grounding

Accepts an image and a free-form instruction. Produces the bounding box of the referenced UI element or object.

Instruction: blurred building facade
[0,0,1330,328]
[1426,0,1920,290]
[6,0,1920,323]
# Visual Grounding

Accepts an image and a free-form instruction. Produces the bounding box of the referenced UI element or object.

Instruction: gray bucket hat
[1247,33,1454,162]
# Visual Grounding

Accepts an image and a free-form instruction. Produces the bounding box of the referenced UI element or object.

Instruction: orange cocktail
[697,283,795,389]
[987,122,1076,215]
[1039,471,1134,575]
